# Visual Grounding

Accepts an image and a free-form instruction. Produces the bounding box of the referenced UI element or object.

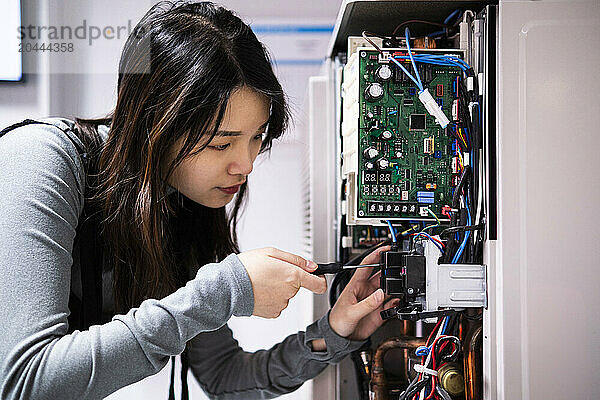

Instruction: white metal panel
[496,1,600,399]
[308,67,338,400]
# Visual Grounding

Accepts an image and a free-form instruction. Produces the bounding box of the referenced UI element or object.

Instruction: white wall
[0,1,341,399]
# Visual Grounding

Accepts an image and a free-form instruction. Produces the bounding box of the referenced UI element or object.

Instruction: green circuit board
[357,49,461,220]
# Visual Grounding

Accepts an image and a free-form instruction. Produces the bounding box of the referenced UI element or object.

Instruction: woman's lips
[219,184,241,195]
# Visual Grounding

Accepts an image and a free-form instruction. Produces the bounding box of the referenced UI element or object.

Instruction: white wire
[462,9,475,23]
[417,321,445,399]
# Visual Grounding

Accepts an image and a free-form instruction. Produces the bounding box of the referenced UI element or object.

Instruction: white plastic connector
[378,51,391,63]
[341,236,353,248]
[468,101,479,119]
[418,88,450,128]
[414,364,438,377]
[451,99,459,121]
[466,76,474,92]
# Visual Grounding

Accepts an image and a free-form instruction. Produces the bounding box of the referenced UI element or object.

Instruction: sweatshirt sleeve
[187,311,365,399]
[0,123,254,400]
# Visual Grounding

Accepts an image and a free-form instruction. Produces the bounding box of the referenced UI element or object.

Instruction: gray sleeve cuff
[226,254,254,317]
[304,311,366,364]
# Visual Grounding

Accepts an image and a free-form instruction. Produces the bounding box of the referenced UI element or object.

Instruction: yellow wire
[427,208,441,225]
[458,128,468,148]
[401,224,420,236]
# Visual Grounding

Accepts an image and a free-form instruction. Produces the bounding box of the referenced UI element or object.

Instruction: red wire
[413,319,445,400]
[430,237,445,248]
[425,335,457,400]
[426,318,444,346]
[425,378,436,400]
[430,335,447,370]
[410,233,446,248]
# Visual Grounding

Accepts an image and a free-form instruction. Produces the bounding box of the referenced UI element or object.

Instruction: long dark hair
[75,1,289,313]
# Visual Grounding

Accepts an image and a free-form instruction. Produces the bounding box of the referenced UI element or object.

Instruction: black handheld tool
[312,262,379,275]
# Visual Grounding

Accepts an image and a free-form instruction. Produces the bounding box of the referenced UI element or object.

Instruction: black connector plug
[379,250,426,305]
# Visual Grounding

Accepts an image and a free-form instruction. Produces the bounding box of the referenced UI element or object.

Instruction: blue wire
[463,126,471,147]
[451,194,471,263]
[394,55,470,71]
[441,316,450,334]
[426,30,446,38]
[415,346,430,356]
[424,53,471,70]
[386,220,397,243]
[452,223,469,263]
[394,53,471,71]
[415,316,449,357]
[394,57,466,72]
[405,28,423,91]
[444,9,462,24]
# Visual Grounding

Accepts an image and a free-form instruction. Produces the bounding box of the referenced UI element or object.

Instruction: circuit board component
[342,48,464,223]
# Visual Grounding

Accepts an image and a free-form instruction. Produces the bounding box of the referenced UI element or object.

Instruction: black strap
[168,350,189,400]
[77,208,104,329]
[168,357,176,400]
[0,119,51,136]
[181,349,189,400]
[0,119,87,157]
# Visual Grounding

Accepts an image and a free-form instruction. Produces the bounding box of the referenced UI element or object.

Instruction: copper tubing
[371,336,425,400]
[398,320,415,382]
[464,325,483,400]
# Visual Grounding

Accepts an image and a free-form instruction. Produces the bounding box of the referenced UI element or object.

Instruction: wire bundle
[399,316,460,400]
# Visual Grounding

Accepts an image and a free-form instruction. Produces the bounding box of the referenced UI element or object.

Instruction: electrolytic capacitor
[377,158,389,169]
[381,130,393,140]
[376,65,392,81]
[364,147,379,159]
[365,83,384,101]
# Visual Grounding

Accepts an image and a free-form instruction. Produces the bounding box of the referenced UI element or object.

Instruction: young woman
[0,2,397,399]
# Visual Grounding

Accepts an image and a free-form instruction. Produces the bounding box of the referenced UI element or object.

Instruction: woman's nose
[227,146,254,176]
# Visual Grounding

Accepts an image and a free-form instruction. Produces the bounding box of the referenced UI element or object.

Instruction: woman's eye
[209,143,230,151]
[254,133,265,141]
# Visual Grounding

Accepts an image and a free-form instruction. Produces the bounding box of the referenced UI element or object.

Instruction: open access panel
[343,48,465,225]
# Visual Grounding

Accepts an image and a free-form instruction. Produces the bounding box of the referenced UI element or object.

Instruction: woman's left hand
[328,245,400,341]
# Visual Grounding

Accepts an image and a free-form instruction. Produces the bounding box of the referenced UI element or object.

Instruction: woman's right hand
[237,247,327,318]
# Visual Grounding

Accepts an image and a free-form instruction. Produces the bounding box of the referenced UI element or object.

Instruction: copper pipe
[398,321,416,384]
[400,320,413,336]
[371,336,425,400]
[464,325,483,400]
